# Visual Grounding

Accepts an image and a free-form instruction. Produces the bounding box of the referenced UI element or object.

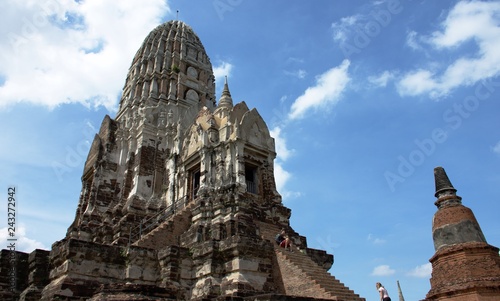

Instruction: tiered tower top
[116,20,216,121]
[432,166,487,251]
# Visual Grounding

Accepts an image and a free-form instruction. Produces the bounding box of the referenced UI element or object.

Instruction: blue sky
[1,1,500,300]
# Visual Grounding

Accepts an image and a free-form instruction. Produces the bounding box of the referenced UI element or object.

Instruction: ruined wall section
[19,249,50,301]
[0,250,29,300]
[40,239,162,300]
[171,194,277,299]
[157,101,288,299]
[66,115,121,243]
[65,110,175,246]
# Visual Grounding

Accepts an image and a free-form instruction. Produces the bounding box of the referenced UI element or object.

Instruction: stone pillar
[19,249,50,301]
[0,250,29,300]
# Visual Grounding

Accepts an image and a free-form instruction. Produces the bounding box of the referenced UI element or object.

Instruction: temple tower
[66,20,216,245]
[425,167,500,300]
[5,19,368,301]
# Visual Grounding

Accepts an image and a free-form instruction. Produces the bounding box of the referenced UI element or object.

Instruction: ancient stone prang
[1,20,365,301]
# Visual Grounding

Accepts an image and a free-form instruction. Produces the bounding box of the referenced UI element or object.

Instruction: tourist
[376,282,391,301]
[275,229,293,252]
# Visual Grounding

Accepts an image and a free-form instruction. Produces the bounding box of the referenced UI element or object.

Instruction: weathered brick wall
[88,283,178,300]
[41,239,161,300]
[41,239,124,300]
[0,249,29,300]
[19,249,50,301]
[427,242,500,300]
[84,134,102,175]
[217,236,276,296]
[304,248,334,271]
[424,290,500,301]
[260,160,281,203]
[158,245,193,292]
[121,151,135,200]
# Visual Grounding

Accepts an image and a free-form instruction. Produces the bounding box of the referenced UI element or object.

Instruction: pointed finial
[397,280,405,301]
[222,76,231,96]
[434,167,457,197]
[218,76,233,108]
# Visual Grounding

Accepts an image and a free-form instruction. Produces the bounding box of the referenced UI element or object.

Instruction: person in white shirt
[376,282,391,301]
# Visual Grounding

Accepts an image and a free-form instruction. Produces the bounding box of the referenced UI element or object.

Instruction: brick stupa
[424,167,500,301]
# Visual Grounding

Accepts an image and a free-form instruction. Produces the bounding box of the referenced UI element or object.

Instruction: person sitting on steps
[275,229,293,252]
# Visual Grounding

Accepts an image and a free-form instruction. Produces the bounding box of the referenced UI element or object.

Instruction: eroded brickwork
[424,167,500,301]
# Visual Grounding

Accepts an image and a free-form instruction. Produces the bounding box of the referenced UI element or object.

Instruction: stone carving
[157,109,167,127]
[187,66,198,79]
[186,89,199,102]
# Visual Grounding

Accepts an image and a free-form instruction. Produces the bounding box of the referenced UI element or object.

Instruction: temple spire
[222,76,231,97]
[218,76,233,109]
[434,166,457,197]
[432,166,486,251]
[427,166,500,300]
[397,280,405,301]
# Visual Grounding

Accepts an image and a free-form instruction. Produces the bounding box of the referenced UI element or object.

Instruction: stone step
[274,251,337,300]
[133,201,195,249]
[270,249,360,298]
[258,222,365,301]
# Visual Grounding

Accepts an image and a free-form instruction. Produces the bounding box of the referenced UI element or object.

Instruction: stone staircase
[132,201,196,249]
[258,222,365,301]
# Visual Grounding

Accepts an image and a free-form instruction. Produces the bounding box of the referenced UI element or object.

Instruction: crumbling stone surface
[89,283,181,300]
[19,249,50,301]
[426,242,500,300]
[0,249,29,300]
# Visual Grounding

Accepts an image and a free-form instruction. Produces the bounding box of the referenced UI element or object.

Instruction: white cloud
[0,225,46,253]
[286,57,304,64]
[407,263,432,278]
[269,126,301,200]
[371,264,396,276]
[368,70,395,87]
[274,163,291,195]
[406,30,422,51]
[397,69,438,97]
[397,1,500,98]
[274,163,302,201]
[0,0,170,111]
[284,69,307,79]
[373,0,389,6]
[332,15,362,43]
[367,233,387,244]
[492,141,500,154]
[270,126,293,161]
[213,61,233,91]
[429,1,499,48]
[289,59,350,120]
